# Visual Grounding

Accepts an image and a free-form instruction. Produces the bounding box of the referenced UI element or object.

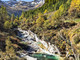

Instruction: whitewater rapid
[15,28,62,60]
[17,28,60,55]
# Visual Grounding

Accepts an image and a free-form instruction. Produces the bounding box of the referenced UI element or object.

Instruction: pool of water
[29,53,59,60]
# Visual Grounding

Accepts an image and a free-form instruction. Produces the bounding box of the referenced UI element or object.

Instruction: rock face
[10,0,17,3]
[17,28,60,59]
[0,1,21,16]
[0,0,45,16]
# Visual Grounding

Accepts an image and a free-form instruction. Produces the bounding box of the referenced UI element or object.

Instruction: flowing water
[17,28,61,60]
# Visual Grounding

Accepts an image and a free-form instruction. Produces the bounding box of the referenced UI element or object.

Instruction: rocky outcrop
[0,0,45,16]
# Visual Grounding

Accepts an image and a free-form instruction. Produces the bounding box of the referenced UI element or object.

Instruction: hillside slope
[0,0,80,60]
[19,0,80,59]
[0,0,45,16]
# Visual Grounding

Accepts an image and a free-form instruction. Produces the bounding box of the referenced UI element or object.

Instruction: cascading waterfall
[17,28,60,60]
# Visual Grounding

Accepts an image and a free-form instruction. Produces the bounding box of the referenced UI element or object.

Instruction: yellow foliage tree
[4,21,12,29]
[36,17,45,27]
[69,0,80,16]
[6,37,16,59]
[44,9,48,14]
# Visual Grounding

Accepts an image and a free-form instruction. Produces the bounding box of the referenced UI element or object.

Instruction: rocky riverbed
[16,28,61,60]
